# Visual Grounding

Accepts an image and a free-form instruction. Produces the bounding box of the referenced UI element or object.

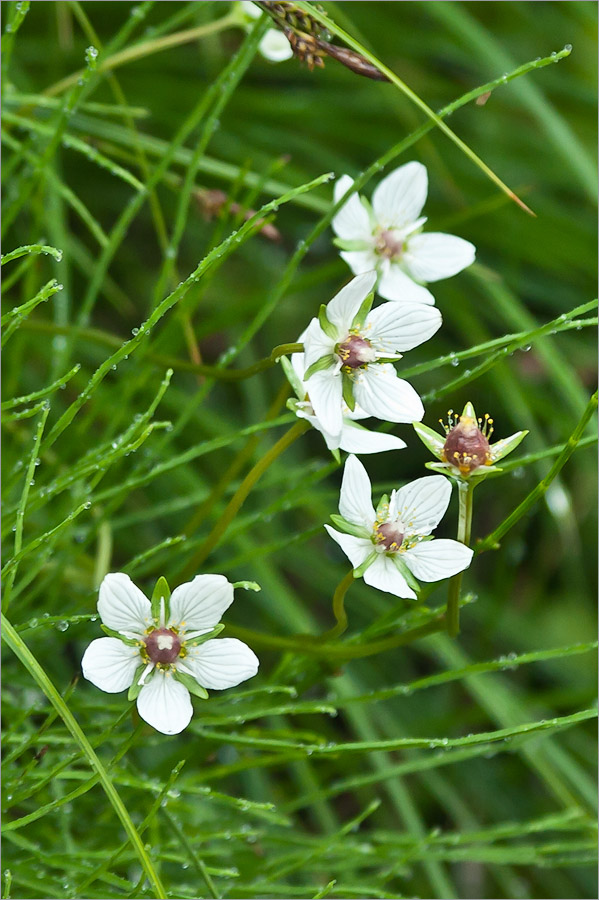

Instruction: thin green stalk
[478,391,598,553]
[321,570,354,640]
[2,403,49,614]
[163,809,219,900]
[446,480,474,638]
[183,379,291,537]
[181,419,309,576]
[1,615,167,899]
[44,13,238,98]
[227,616,445,661]
[294,1,549,215]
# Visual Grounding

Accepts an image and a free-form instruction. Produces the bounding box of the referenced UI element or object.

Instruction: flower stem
[43,14,238,98]
[180,419,309,577]
[321,569,354,640]
[446,480,474,638]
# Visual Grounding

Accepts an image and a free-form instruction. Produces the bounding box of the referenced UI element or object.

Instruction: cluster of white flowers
[81,162,499,735]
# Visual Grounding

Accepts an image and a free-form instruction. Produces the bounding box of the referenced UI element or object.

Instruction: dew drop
[56,621,69,632]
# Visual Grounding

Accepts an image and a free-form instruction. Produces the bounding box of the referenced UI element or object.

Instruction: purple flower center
[375,229,405,260]
[375,522,405,552]
[144,628,181,664]
[337,334,376,369]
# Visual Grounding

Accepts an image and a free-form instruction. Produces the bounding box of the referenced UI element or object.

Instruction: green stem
[43,14,238,98]
[446,480,475,638]
[180,419,309,577]
[183,381,290,537]
[321,570,354,640]
[226,617,445,661]
[477,390,598,553]
[19,320,303,380]
[1,614,166,899]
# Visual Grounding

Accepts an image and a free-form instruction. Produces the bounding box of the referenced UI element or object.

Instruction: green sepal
[151,576,171,624]
[101,624,139,647]
[318,304,338,340]
[330,513,371,539]
[304,354,335,381]
[360,194,376,225]
[376,493,390,518]
[351,291,374,330]
[279,355,304,399]
[413,421,445,460]
[330,446,341,464]
[353,550,379,579]
[127,663,149,701]
[233,581,261,592]
[332,237,371,252]
[184,623,225,647]
[174,670,209,700]
[490,430,529,463]
[391,554,421,594]
[342,373,355,411]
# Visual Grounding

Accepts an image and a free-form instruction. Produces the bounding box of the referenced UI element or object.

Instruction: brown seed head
[442,414,492,475]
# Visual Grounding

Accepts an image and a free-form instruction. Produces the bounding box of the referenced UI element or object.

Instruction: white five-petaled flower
[281,334,407,456]
[332,162,476,305]
[236,2,293,62]
[81,573,259,735]
[325,455,474,599]
[302,271,441,439]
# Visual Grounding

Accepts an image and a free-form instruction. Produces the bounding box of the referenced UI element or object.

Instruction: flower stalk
[446,479,475,638]
[181,418,310,576]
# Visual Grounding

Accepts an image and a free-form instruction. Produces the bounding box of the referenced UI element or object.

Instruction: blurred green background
[2,2,597,898]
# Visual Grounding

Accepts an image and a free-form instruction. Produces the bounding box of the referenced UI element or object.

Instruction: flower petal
[340,249,379,276]
[302,317,336,371]
[259,29,293,61]
[339,421,406,454]
[403,233,476,282]
[367,302,442,353]
[168,574,234,634]
[326,272,377,334]
[393,475,452,535]
[184,638,259,690]
[353,365,424,424]
[137,672,193,735]
[81,637,140,693]
[372,162,428,229]
[363,555,417,599]
[306,371,344,438]
[338,455,376,526]
[403,539,473,582]
[98,573,152,634]
[324,525,373,568]
[332,175,371,241]
[378,263,436,304]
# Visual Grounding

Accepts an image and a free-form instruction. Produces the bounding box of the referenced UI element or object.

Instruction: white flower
[236,2,293,62]
[302,271,441,438]
[325,455,473,599]
[281,333,407,456]
[331,162,476,305]
[81,573,259,735]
